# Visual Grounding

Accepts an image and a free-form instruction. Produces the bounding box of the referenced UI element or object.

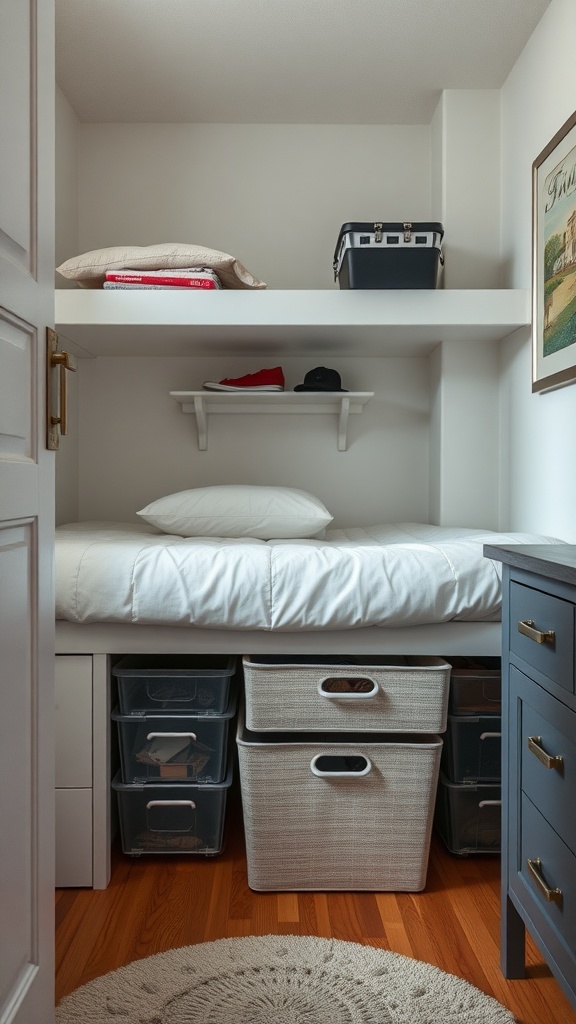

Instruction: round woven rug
[55,934,516,1024]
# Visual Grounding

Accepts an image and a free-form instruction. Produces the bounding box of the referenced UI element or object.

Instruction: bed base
[55,620,502,657]
[54,620,501,891]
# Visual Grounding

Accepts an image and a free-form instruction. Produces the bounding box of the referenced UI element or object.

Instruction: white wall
[73,123,431,291]
[53,120,436,527]
[55,87,78,285]
[56,93,562,534]
[429,339,500,529]
[431,90,501,289]
[500,0,576,541]
[75,354,430,528]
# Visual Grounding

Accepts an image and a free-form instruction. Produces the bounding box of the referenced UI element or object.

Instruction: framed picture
[532,109,576,392]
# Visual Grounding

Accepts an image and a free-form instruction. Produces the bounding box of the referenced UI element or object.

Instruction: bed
[54,519,562,656]
[54,518,563,889]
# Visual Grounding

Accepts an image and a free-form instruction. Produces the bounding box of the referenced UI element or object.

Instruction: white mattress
[54,521,562,632]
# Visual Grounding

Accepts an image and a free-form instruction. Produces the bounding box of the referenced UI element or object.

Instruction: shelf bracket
[338,397,351,452]
[193,395,208,450]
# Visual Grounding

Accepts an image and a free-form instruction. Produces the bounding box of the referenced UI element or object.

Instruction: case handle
[310,754,372,777]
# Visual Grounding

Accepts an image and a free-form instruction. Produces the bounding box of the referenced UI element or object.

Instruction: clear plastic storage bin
[112,693,237,784]
[446,656,501,714]
[113,654,237,715]
[112,767,232,856]
[435,773,501,855]
[441,713,502,782]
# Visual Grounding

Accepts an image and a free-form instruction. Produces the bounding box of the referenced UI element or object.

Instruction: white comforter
[55,521,560,631]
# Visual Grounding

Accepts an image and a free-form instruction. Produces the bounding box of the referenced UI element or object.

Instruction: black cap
[293,366,348,392]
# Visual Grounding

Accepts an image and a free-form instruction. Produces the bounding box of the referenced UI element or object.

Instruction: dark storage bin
[446,656,501,714]
[112,694,237,784]
[333,221,444,289]
[113,654,237,715]
[112,767,232,856]
[435,773,501,855]
[441,713,501,782]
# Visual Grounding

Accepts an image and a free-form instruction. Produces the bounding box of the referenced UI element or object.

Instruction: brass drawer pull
[527,735,564,771]
[518,619,556,644]
[527,858,563,906]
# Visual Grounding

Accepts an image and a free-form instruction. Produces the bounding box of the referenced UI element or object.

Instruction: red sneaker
[202,366,285,391]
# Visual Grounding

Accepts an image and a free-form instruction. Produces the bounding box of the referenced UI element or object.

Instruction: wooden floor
[55,789,576,1023]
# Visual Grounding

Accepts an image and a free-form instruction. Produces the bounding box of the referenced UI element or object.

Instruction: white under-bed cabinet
[55,654,112,888]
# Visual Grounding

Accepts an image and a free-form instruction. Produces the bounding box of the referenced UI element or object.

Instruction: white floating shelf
[55,289,531,358]
[170,390,374,451]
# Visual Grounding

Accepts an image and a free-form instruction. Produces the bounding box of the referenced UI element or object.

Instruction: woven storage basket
[236,709,442,891]
[242,655,450,733]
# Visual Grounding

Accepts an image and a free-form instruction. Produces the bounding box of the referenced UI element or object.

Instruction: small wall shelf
[170,390,374,451]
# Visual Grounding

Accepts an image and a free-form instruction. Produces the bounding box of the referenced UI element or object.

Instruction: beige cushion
[56,243,267,290]
[137,485,333,539]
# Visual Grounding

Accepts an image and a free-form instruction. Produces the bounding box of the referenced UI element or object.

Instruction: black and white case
[333,221,444,289]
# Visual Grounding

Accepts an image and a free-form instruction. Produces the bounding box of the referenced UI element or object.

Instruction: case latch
[403,221,412,242]
[373,222,383,243]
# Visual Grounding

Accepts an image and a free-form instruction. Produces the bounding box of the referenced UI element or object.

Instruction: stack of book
[103,267,222,289]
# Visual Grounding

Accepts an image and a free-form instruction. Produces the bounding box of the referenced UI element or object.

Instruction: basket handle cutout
[310,754,372,777]
[318,676,378,700]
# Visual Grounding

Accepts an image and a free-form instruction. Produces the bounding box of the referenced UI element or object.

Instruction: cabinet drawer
[510,582,574,693]
[518,670,576,853]
[55,655,93,788]
[55,788,93,887]
[520,794,576,962]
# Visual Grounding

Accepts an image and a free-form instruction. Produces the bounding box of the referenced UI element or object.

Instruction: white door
[0,1,56,1022]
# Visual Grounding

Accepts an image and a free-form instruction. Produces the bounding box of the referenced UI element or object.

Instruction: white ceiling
[55,0,551,125]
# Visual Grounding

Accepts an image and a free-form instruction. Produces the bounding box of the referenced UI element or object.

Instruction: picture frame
[532,109,576,392]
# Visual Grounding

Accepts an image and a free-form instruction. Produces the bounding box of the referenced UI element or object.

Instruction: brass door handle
[518,619,556,644]
[527,858,563,906]
[46,327,77,449]
[527,735,564,771]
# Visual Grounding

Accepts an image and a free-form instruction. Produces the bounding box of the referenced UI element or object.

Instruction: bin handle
[310,754,372,777]
[317,677,378,700]
[146,732,197,741]
[480,732,501,741]
[145,800,196,809]
[478,800,502,808]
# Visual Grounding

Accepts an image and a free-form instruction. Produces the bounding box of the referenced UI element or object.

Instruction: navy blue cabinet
[484,544,576,1014]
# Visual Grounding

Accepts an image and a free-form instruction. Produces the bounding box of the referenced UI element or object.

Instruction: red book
[104,272,220,288]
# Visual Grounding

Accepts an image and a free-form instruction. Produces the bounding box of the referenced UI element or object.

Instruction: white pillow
[137,485,333,539]
[56,243,267,290]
